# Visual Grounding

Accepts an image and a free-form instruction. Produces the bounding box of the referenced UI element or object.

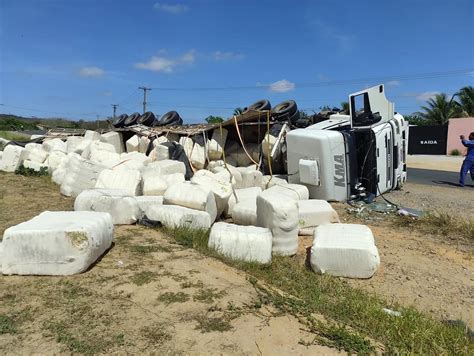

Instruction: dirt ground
[407,155,465,173]
[0,172,473,353]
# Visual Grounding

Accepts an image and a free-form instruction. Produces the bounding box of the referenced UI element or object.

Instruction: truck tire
[124,112,141,127]
[138,111,156,126]
[244,99,272,113]
[272,100,297,119]
[112,114,128,128]
[157,111,183,126]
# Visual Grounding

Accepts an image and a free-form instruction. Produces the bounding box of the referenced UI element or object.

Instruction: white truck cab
[286,84,409,201]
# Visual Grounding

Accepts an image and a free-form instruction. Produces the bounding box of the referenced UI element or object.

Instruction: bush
[450,149,461,156]
[14,165,49,177]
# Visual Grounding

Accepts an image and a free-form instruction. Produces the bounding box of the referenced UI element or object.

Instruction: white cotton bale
[75,139,93,156]
[146,205,212,230]
[95,169,142,196]
[100,131,124,153]
[126,135,140,153]
[74,189,140,225]
[135,196,163,218]
[179,137,194,157]
[310,224,380,279]
[191,171,232,217]
[225,186,262,217]
[235,168,263,189]
[142,176,168,196]
[164,182,217,222]
[116,152,150,171]
[154,136,169,145]
[52,167,66,185]
[145,159,186,176]
[256,193,299,256]
[297,200,340,230]
[89,149,121,168]
[208,160,225,172]
[261,175,288,189]
[232,199,258,226]
[60,157,106,197]
[264,183,309,200]
[1,211,113,276]
[66,136,84,154]
[23,160,48,172]
[190,142,206,170]
[0,145,25,172]
[150,144,169,161]
[261,133,280,158]
[208,128,228,160]
[30,134,44,140]
[25,143,42,151]
[43,138,67,153]
[208,222,272,264]
[24,147,48,163]
[139,136,151,154]
[84,130,101,141]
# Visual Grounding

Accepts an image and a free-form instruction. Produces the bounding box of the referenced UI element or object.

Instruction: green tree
[340,101,350,114]
[205,115,224,124]
[455,86,474,116]
[420,93,459,125]
[233,107,244,116]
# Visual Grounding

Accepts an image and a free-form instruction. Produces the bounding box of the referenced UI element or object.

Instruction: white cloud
[269,79,295,93]
[386,80,400,86]
[213,51,244,61]
[103,91,112,97]
[415,91,440,102]
[153,2,189,14]
[134,50,195,73]
[311,20,355,51]
[78,66,104,77]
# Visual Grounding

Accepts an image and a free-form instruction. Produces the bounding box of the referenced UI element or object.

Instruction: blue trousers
[459,159,474,186]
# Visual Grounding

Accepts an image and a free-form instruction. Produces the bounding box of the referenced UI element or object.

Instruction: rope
[220,123,238,203]
[265,110,273,187]
[233,115,259,166]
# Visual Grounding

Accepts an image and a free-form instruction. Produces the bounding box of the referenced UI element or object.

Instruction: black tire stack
[271,100,300,125]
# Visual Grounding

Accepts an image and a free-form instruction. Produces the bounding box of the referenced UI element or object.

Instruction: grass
[193,287,226,304]
[395,211,474,243]
[140,323,172,346]
[0,130,30,142]
[130,244,173,254]
[129,271,158,286]
[193,314,233,333]
[0,314,17,335]
[157,225,473,354]
[157,292,190,305]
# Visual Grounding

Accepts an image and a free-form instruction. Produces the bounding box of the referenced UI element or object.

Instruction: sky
[1,0,473,123]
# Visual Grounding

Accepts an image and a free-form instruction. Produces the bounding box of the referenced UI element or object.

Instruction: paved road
[407,167,474,188]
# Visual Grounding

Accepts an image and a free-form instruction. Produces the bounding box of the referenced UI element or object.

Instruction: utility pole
[138,86,152,114]
[111,104,118,119]
[96,115,100,130]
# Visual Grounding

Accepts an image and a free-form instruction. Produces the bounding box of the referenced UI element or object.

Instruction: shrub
[450,149,461,156]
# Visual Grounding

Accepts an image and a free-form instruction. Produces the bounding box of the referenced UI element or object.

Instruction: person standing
[459,132,474,187]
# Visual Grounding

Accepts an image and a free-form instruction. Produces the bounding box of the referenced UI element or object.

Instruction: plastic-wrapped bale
[261,175,288,189]
[208,160,225,171]
[257,192,299,256]
[74,189,140,225]
[191,170,232,217]
[145,205,212,230]
[297,200,340,235]
[116,152,151,171]
[43,138,67,153]
[66,136,83,154]
[100,131,124,153]
[0,211,113,275]
[211,163,243,187]
[264,183,309,200]
[60,156,106,197]
[153,136,169,146]
[24,146,48,163]
[142,173,185,196]
[74,139,93,156]
[208,128,228,160]
[225,186,262,217]
[145,159,186,176]
[179,137,194,157]
[208,222,272,264]
[84,130,101,141]
[139,136,151,154]
[46,151,67,172]
[149,144,169,161]
[135,196,163,218]
[310,224,380,279]
[83,141,117,160]
[95,169,142,196]
[235,167,263,189]
[164,182,217,222]
[232,199,258,226]
[89,149,121,168]
[0,145,25,172]
[23,160,48,172]
[126,135,140,153]
[190,141,206,170]
[261,133,279,158]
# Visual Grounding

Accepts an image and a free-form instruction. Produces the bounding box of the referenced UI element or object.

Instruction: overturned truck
[114,84,408,202]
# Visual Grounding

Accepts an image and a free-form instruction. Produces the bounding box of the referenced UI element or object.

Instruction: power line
[148,68,474,91]
[111,104,119,119]
[138,86,152,114]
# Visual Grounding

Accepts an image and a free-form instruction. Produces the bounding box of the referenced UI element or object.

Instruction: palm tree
[340,101,350,114]
[233,107,244,116]
[455,86,474,116]
[420,93,459,125]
